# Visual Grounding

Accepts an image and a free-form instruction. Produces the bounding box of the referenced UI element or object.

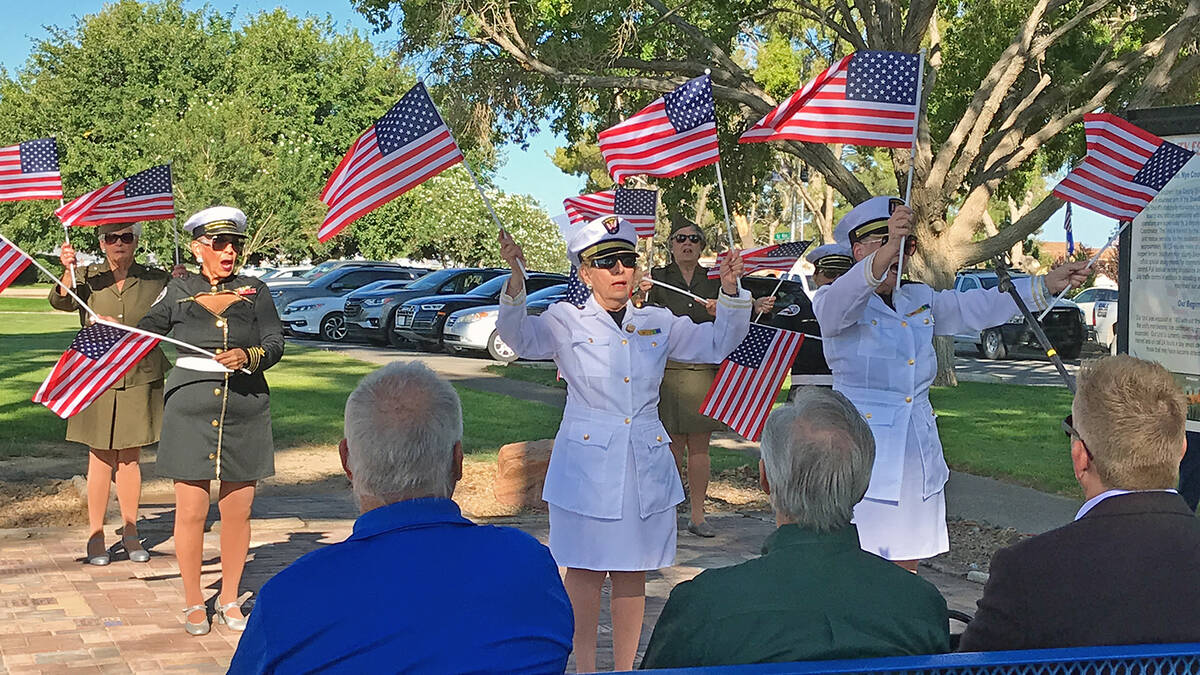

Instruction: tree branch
[1128,0,1200,107]
[960,193,1064,264]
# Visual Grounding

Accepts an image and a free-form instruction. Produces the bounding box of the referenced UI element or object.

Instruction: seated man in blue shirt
[640,387,949,668]
[230,361,573,674]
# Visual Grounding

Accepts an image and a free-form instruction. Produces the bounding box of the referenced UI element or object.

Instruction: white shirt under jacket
[497,288,752,520]
[812,253,1053,503]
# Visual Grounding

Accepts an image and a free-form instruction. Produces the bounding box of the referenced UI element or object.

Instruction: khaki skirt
[66,380,164,450]
[657,361,724,435]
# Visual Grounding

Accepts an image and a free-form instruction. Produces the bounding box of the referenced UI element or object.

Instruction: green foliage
[0,0,563,271]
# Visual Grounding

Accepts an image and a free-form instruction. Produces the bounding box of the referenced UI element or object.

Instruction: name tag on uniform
[906,304,930,317]
[638,328,662,336]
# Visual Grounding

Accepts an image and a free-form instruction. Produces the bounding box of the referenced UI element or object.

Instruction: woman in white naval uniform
[813,197,1089,571]
[497,216,751,672]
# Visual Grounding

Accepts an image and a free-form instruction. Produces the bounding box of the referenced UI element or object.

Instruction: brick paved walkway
[0,496,981,673]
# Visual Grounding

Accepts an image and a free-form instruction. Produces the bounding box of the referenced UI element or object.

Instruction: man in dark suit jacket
[960,355,1200,651]
[641,388,949,668]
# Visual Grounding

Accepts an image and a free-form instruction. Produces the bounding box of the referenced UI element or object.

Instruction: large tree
[353,0,1198,381]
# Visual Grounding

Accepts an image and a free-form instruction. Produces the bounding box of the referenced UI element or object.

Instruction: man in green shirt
[641,387,950,668]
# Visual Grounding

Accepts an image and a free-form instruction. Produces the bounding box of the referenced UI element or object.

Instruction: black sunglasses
[1061,414,1094,459]
[673,234,703,244]
[589,252,638,270]
[101,232,135,245]
[202,234,244,254]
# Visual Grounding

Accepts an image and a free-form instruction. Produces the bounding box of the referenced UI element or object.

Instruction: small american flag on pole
[560,266,591,308]
[598,75,719,183]
[708,240,812,279]
[0,138,62,201]
[0,235,33,294]
[739,51,921,148]
[1052,113,1195,221]
[1064,203,1074,256]
[55,164,174,227]
[562,187,658,238]
[33,323,161,418]
[701,324,805,441]
[319,82,464,242]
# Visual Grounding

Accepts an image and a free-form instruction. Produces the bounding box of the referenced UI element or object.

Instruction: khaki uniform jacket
[48,261,171,388]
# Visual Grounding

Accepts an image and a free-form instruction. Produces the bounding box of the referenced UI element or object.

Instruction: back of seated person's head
[1074,355,1187,491]
[759,387,875,531]
[343,361,464,504]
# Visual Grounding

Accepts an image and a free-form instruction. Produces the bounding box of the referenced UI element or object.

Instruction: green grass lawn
[0,296,59,312]
[0,313,561,458]
[489,362,1079,496]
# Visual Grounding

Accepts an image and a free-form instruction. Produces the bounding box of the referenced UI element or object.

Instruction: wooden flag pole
[895,48,927,285]
[1036,219,1128,321]
[462,161,527,279]
[704,68,738,254]
[93,319,250,374]
[59,198,77,288]
[650,277,708,303]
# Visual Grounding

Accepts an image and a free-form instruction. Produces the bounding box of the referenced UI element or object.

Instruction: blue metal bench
[639,642,1200,674]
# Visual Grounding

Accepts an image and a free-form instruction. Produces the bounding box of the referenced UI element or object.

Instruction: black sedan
[393,272,567,351]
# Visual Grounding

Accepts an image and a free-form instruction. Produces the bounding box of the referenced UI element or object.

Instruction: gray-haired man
[230,362,573,674]
[641,387,949,668]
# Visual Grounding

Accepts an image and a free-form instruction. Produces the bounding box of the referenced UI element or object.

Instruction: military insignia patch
[637,328,662,336]
[234,286,257,296]
[778,304,802,317]
[602,216,620,234]
[151,288,168,306]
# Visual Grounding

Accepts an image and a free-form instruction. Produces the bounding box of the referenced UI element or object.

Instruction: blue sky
[0,0,1118,247]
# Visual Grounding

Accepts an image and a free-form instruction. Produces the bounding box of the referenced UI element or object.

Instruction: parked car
[344,267,507,346]
[259,265,313,281]
[1094,300,1119,354]
[442,284,567,361]
[1071,286,1120,340]
[280,293,352,341]
[270,263,423,314]
[393,272,567,351]
[951,270,1087,360]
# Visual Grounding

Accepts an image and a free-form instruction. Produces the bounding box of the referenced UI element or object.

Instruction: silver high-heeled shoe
[122,536,150,563]
[215,600,248,631]
[182,605,210,636]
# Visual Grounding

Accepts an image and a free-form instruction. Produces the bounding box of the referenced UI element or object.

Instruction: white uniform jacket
[497,288,752,520]
[813,253,1053,502]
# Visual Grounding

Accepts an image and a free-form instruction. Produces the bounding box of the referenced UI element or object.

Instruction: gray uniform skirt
[657,361,724,435]
[156,365,275,482]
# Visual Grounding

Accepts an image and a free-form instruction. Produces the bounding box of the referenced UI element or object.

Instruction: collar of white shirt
[1074,488,1179,521]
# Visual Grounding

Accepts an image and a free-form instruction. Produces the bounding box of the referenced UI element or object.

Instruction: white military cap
[183,206,248,239]
[806,243,854,271]
[567,215,638,267]
[833,196,905,246]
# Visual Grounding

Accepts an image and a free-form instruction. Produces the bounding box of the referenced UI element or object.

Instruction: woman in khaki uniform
[50,222,172,566]
[638,221,772,537]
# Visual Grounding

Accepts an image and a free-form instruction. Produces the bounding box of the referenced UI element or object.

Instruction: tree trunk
[933,336,958,387]
[910,230,964,386]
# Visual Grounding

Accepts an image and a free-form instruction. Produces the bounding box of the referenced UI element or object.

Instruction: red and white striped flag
[319,82,464,242]
[0,235,33,294]
[701,324,805,441]
[739,51,921,148]
[597,75,719,183]
[55,164,174,227]
[33,323,160,418]
[1053,113,1195,221]
[0,138,62,202]
[562,187,658,238]
[708,240,812,279]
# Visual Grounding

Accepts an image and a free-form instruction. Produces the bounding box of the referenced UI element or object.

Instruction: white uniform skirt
[852,422,949,561]
[548,443,677,571]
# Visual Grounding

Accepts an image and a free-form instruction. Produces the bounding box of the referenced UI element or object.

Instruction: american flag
[33,323,161,418]
[562,187,658,238]
[0,138,62,201]
[0,235,33,294]
[319,82,464,242]
[1052,113,1195,221]
[560,266,591,308]
[708,240,812,279]
[56,164,174,227]
[1064,203,1074,256]
[740,51,921,148]
[597,75,719,183]
[700,324,805,441]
